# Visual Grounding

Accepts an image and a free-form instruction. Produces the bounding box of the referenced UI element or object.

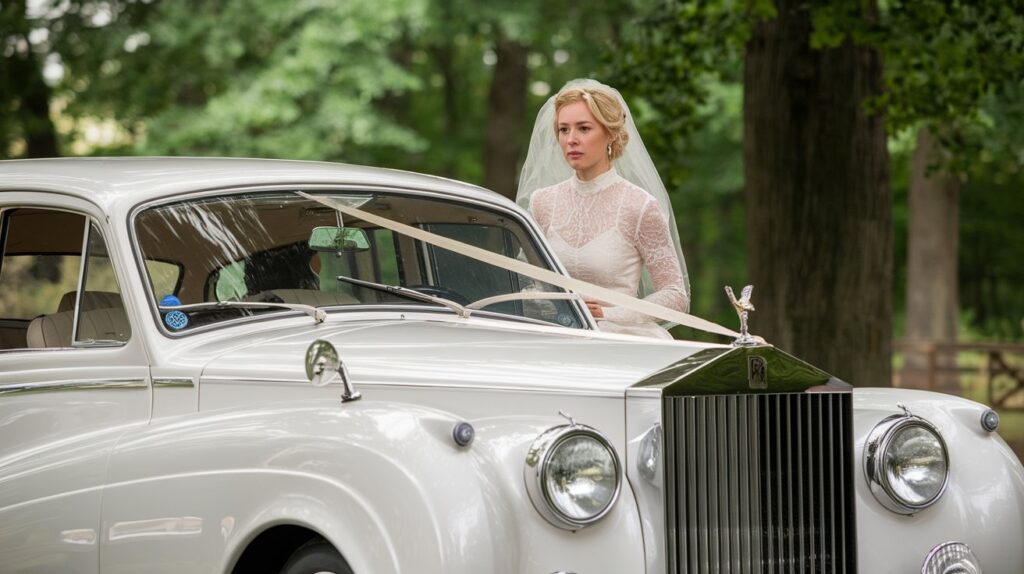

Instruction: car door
[0,200,150,574]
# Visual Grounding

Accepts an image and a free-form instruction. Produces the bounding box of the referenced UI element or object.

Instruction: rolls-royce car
[1,157,1020,574]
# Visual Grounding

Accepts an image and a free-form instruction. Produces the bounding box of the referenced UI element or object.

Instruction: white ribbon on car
[298,192,739,339]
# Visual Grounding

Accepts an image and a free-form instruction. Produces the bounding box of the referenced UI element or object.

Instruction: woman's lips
[567,151,583,159]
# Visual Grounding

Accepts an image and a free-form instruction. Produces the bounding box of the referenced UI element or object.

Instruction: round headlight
[864,411,949,514]
[922,541,982,574]
[524,424,621,530]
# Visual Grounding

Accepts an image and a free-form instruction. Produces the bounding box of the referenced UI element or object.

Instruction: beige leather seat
[27,291,131,348]
[57,290,124,312]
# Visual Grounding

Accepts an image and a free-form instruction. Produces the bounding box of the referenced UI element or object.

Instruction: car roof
[0,157,508,213]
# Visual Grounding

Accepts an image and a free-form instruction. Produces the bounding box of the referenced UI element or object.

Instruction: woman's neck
[575,161,612,182]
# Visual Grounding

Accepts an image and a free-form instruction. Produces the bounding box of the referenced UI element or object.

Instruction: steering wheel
[405,284,470,306]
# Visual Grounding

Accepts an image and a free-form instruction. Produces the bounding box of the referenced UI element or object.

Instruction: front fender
[100,397,645,574]
[852,388,1024,572]
[101,400,515,574]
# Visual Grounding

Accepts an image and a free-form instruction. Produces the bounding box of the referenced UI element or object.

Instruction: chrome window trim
[69,221,90,345]
[71,220,132,348]
[0,378,147,396]
[127,184,593,340]
[0,343,127,355]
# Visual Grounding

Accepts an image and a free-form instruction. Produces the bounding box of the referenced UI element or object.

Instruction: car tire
[280,539,353,574]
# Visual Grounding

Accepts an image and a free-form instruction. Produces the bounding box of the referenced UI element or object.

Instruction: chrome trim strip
[69,221,91,344]
[152,378,194,389]
[200,376,623,398]
[0,378,147,396]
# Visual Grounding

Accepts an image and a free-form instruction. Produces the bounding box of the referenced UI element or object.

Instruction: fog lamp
[921,541,981,574]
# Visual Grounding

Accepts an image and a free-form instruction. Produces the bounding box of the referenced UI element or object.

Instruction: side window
[74,223,130,345]
[0,209,129,350]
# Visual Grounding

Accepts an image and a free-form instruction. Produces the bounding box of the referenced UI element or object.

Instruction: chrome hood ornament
[725,285,761,347]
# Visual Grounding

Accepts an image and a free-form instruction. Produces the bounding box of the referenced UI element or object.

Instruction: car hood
[198,317,718,395]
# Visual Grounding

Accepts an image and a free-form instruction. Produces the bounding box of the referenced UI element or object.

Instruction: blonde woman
[517,79,689,339]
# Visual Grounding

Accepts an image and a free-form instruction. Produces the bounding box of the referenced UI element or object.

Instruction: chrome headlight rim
[922,541,981,574]
[523,423,622,530]
[864,412,949,515]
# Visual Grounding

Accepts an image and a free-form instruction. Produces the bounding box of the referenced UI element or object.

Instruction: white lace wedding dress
[530,168,689,339]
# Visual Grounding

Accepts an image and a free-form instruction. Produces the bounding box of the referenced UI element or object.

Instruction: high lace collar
[571,167,620,196]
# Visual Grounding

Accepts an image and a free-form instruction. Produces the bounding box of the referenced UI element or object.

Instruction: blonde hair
[553,86,629,160]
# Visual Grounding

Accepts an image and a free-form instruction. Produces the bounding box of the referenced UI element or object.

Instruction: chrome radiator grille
[663,392,855,573]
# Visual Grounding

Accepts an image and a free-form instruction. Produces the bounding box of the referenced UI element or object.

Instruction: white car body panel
[1,157,1021,573]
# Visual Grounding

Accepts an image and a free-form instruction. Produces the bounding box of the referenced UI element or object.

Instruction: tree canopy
[2,0,1022,349]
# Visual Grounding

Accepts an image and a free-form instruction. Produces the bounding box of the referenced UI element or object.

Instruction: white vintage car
[1,157,1021,574]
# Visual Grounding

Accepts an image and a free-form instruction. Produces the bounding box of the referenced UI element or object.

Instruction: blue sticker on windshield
[160,294,182,307]
[165,310,189,330]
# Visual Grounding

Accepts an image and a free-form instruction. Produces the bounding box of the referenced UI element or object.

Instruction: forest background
[2,0,1023,393]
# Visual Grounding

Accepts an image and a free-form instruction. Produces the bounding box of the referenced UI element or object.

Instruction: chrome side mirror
[305,339,361,402]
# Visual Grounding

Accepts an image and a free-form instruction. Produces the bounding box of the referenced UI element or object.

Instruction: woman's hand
[585,299,605,319]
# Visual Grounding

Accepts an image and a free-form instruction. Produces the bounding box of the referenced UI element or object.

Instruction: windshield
[133,190,583,332]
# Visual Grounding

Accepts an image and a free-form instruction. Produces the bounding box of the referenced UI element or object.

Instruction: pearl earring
[606,144,612,158]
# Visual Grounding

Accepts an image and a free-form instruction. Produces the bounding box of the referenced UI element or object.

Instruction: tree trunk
[743,1,892,386]
[483,37,528,200]
[430,40,460,178]
[5,0,59,158]
[901,127,960,392]
[20,58,59,158]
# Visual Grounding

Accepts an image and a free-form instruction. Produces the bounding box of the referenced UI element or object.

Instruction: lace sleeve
[603,197,690,323]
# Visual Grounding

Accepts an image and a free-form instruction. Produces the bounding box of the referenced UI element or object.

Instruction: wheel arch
[230,524,347,574]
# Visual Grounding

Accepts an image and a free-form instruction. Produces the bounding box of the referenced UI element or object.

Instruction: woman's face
[556,101,612,180]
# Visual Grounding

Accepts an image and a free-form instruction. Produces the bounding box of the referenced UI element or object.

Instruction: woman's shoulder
[609,177,659,220]
[529,178,572,206]
[612,176,655,203]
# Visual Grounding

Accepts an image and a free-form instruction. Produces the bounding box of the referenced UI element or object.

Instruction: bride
[517,79,690,340]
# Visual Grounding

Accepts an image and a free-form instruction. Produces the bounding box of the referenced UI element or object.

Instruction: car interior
[0,208,132,350]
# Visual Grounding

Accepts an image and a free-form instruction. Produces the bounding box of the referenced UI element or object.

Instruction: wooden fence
[893,340,1024,408]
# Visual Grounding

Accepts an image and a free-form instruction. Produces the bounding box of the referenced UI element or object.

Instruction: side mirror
[305,339,361,402]
[308,227,370,253]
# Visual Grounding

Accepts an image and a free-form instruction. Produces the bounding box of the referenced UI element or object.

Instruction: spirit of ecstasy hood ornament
[725,285,761,347]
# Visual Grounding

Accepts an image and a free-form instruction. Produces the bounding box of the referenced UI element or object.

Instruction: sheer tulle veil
[516,78,690,305]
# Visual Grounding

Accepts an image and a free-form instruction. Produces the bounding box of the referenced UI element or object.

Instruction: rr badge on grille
[748,355,768,389]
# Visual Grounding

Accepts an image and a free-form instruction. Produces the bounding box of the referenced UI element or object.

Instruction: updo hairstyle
[553,86,629,160]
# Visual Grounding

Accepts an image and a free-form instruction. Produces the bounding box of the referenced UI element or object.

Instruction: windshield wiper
[336,275,469,318]
[160,301,327,324]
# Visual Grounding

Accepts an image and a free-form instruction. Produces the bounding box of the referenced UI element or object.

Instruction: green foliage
[959,174,1024,340]
[62,0,430,160]
[7,0,1021,343]
[611,0,751,143]
[869,1,1024,133]
[810,0,1024,175]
